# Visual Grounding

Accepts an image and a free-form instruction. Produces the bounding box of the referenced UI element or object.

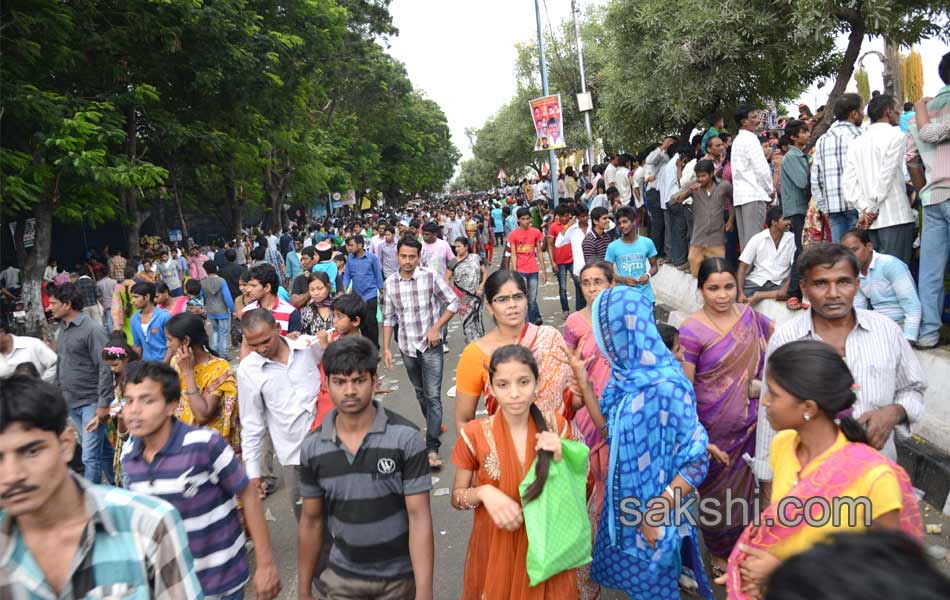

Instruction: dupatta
[725,440,923,599]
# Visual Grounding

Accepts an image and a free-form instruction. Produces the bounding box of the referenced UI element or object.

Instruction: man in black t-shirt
[290,246,318,309]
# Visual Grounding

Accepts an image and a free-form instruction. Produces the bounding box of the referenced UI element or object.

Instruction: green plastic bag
[519,437,592,586]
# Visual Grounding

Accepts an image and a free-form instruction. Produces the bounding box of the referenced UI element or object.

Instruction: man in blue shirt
[130,282,172,362]
[491,203,505,247]
[604,205,659,304]
[343,235,384,348]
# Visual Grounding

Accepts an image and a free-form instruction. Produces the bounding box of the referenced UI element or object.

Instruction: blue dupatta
[590,286,712,599]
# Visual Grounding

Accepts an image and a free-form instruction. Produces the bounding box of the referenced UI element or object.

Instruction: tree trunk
[226,179,244,239]
[808,20,867,149]
[13,196,53,339]
[169,166,189,238]
[123,109,146,255]
[885,43,902,102]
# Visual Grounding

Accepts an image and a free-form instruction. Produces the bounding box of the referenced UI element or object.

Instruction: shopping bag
[519,437,592,586]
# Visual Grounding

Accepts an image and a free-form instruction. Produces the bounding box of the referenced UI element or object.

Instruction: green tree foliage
[1,0,458,334]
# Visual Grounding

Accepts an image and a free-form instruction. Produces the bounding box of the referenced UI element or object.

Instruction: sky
[387,0,949,160]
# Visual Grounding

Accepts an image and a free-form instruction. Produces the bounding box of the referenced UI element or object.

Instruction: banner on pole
[529,94,566,151]
[496,168,507,180]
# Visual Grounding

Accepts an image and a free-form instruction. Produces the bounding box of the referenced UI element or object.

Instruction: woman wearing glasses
[454,269,589,438]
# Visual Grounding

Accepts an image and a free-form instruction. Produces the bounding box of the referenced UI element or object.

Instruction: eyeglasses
[491,292,527,305]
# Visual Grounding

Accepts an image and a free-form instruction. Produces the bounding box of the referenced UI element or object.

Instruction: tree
[600,0,840,148]
[788,0,950,143]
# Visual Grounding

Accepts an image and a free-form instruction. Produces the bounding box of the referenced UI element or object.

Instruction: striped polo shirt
[122,420,249,598]
[242,295,302,334]
[298,402,431,580]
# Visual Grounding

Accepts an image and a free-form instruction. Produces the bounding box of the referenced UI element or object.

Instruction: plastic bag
[519,438,592,586]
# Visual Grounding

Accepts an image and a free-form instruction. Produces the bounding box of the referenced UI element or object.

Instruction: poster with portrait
[529,94,566,151]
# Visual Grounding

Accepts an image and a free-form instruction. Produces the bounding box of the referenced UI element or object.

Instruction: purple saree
[679,305,772,559]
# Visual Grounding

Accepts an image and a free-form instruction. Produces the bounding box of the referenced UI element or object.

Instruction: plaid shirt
[811,120,862,214]
[108,255,127,281]
[264,247,285,280]
[0,473,203,599]
[382,267,459,356]
[906,84,950,207]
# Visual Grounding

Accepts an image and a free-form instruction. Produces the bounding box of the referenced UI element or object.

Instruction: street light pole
[534,0,559,207]
[572,0,594,166]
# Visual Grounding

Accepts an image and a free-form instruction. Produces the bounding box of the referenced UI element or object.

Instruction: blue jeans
[828,209,859,243]
[556,263,572,312]
[918,201,950,345]
[70,404,114,485]
[572,273,586,311]
[401,345,444,452]
[209,316,230,358]
[520,272,541,323]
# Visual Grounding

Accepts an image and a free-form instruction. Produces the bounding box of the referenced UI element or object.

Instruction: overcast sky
[388,0,949,159]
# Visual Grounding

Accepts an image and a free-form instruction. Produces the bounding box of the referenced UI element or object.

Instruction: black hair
[165,312,212,354]
[778,134,792,151]
[421,222,441,233]
[697,257,737,288]
[12,362,40,378]
[307,270,332,290]
[797,242,860,279]
[833,93,863,121]
[102,331,137,361]
[785,119,809,141]
[841,228,872,246]
[300,246,317,260]
[225,248,237,262]
[0,375,69,435]
[251,246,266,261]
[124,360,181,405]
[767,340,866,443]
[331,292,366,323]
[590,206,609,222]
[940,51,950,85]
[579,260,615,283]
[241,307,277,331]
[317,247,333,261]
[573,203,588,217]
[554,203,571,216]
[346,234,365,246]
[484,269,527,304]
[396,236,422,255]
[239,269,251,283]
[734,104,757,127]
[322,335,378,377]
[596,179,607,193]
[867,94,896,122]
[657,322,680,352]
[155,281,170,297]
[765,206,785,228]
[184,279,202,297]
[487,344,550,503]
[694,159,715,175]
[615,205,637,225]
[765,530,950,600]
[516,207,531,219]
[248,263,280,296]
[203,260,217,275]
[606,186,620,200]
[453,236,471,250]
[123,266,138,280]
[130,282,156,305]
[50,282,84,311]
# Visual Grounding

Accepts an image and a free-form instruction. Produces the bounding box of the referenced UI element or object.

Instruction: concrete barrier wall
[652,264,950,454]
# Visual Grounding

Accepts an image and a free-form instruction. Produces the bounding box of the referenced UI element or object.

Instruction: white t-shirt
[739,229,796,287]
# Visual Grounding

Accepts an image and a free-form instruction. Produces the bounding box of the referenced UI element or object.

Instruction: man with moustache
[0,375,202,598]
[749,243,926,503]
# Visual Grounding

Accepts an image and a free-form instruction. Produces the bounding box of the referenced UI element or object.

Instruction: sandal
[428,452,443,470]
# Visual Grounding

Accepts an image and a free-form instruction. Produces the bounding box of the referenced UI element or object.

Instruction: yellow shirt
[767,429,904,560]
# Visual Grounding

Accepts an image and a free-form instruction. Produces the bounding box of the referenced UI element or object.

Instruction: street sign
[496,168,507,180]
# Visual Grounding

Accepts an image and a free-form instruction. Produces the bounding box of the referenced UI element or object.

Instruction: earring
[803,413,812,422]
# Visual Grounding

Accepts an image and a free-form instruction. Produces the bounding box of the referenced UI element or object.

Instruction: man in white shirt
[0,264,20,296]
[615,154,633,206]
[604,154,619,190]
[737,206,795,305]
[657,149,685,267]
[644,137,677,261]
[631,158,646,208]
[0,319,57,381]
[237,308,323,518]
[554,204,592,311]
[731,104,775,250]
[844,94,916,265]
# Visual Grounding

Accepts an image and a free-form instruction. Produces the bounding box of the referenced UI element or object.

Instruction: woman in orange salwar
[452,344,594,600]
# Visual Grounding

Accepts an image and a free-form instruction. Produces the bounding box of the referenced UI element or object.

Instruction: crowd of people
[2,53,950,600]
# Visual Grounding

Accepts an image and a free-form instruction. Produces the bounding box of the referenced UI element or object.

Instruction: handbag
[519,436,592,586]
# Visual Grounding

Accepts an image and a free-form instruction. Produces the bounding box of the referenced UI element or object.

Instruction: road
[246,259,950,599]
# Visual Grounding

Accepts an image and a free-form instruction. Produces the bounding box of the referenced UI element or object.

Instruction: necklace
[701,304,737,336]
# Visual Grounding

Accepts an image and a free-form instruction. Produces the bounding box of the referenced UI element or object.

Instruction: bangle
[664,484,675,499]
[185,389,201,396]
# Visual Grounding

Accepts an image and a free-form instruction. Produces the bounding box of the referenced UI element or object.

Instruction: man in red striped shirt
[240,264,302,353]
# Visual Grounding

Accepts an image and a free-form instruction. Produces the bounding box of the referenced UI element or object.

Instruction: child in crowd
[451,344,577,598]
[120,361,281,600]
[332,253,347,294]
[309,292,366,431]
[184,279,204,316]
[657,322,686,365]
[296,336,434,600]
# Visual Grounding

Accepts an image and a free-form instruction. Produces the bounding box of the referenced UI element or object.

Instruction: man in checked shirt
[0,375,202,599]
[382,236,459,470]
